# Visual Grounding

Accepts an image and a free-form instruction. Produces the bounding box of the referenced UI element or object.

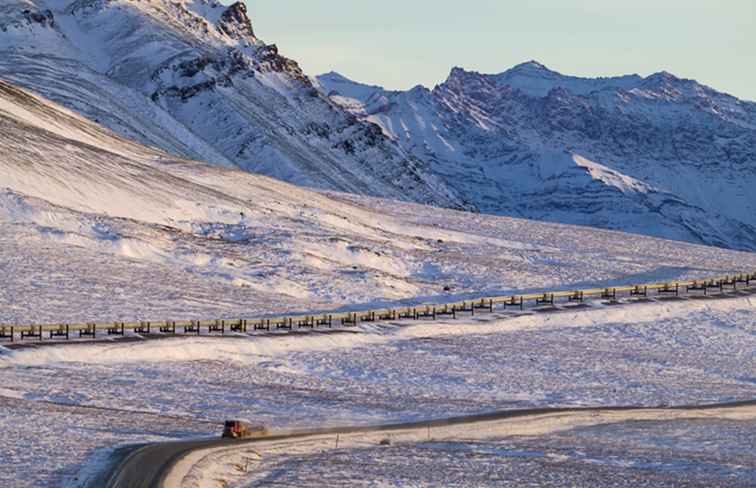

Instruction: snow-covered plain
[1,295,755,486]
[230,418,756,487]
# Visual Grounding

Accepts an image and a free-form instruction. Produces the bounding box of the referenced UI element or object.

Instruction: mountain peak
[445,66,476,82]
[649,70,675,78]
[510,60,551,72]
[217,1,256,41]
[445,62,554,86]
[494,61,644,97]
[318,71,355,84]
[315,71,388,103]
[498,60,565,80]
[643,70,683,85]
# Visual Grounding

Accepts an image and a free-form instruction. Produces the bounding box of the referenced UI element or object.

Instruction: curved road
[99,399,756,488]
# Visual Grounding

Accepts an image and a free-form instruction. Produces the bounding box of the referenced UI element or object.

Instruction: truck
[222,420,269,439]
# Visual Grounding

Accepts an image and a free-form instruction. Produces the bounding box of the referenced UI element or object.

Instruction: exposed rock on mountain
[318,62,756,250]
[217,1,255,40]
[4,1,756,251]
[0,0,465,209]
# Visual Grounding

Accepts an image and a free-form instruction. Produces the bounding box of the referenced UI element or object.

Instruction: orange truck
[222,420,269,439]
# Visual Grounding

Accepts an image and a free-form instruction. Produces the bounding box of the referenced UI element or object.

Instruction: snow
[221,418,756,487]
[1,9,756,487]
[492,60,644,98]
[1,295,755,486]
[317,62,756,251]
[182,0,227,27]
[315,71,389,104]
[5,77,756,327]
[0,78,754,487]
[6,1,756,252]
[572,154,650,195]
[0,0,465,210]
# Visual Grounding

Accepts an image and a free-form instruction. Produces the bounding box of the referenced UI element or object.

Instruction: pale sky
[239,0,756,101]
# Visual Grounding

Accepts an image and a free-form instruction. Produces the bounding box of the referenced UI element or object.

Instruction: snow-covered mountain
[318,62,756,251]
[4,77,755,325]
[4,1,756,251]
[0,0,464,208]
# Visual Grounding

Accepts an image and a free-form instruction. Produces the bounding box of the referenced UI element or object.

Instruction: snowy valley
[0,62,755,488]
[0,1,755,487]
[3,78,756,325]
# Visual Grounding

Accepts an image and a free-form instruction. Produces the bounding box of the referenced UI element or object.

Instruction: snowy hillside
[318,62,756,251]
[0,0,464,208]
[2,78,756,488]
[2,78,756,326]
[4,1,756,251]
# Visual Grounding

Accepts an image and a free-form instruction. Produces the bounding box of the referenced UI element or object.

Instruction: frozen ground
[4,79,756,326]
[237,418,756,487]
[1,295,755,486]
[2,73,756,487]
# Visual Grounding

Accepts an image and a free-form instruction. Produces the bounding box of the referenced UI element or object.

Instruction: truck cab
[222,420,268,439]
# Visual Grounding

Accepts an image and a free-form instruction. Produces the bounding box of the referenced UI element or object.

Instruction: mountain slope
[4,1,756,251]
[4,78,755,325]
[0,0,465,208]
[318,62,756,251]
